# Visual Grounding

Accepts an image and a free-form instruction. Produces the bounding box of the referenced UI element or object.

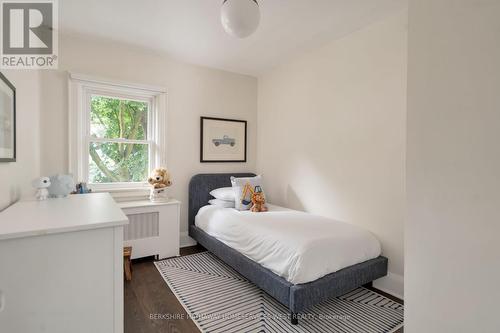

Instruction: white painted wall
[257,12,407,297]
[39,34,257,237]
[406,1,500,331]
[0,71,40,211]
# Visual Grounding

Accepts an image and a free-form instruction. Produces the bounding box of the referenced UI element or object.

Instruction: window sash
[87,140,151,186]
[84,92,154,187]
[88,92,152,140]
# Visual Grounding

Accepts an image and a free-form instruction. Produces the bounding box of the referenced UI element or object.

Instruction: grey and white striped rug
[155,252,403,333]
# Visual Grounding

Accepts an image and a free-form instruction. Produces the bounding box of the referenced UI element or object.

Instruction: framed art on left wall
[200,117,247,163]
[0,73,16,162]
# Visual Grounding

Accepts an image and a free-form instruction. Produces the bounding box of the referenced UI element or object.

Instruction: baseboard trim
[180,232,197,248]
[373,272,404,300]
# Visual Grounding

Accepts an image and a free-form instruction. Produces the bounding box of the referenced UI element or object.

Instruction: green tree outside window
[89,96,149,183]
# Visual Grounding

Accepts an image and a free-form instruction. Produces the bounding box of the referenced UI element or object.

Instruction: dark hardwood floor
[125,246,403,333]
[125,246,204,333]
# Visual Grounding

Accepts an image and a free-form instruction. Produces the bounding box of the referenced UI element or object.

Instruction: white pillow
[209,187,235,201]
[231,175,265,211]
[208,199,235,208]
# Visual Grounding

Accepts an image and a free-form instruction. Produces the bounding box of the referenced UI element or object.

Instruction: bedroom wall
[38,34,257,243]
[0,71,41,211]
[406,0,500,331]
[257,11,407,297]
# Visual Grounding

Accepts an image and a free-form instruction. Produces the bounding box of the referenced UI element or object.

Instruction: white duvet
[195,204,381,284]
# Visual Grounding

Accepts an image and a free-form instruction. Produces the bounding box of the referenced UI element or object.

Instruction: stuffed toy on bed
[250,191,268,212]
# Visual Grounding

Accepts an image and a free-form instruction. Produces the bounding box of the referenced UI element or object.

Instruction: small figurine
[32,177,51,201]
[72,182,92,194]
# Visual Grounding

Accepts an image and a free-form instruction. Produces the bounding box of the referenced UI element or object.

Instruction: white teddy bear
[32,177,51,201]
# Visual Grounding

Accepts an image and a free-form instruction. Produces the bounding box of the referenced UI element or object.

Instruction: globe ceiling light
[221,0,260,38]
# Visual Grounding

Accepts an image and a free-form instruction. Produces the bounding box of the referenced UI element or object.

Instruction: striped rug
[155,252,403,333]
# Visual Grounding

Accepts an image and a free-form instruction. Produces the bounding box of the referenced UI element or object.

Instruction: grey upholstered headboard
[188,173,256,228]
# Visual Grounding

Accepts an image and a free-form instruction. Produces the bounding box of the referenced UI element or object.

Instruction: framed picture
[200,117,247,163]
[0,73,16,162]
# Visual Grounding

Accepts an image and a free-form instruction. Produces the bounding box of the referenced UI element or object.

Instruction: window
[69,74,167,191]
[88,95,150,184]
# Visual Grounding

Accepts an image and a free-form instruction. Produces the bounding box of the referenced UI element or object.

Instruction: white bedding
[195,204,381,284]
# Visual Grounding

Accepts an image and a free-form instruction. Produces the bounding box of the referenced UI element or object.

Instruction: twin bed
[188,173,388,325]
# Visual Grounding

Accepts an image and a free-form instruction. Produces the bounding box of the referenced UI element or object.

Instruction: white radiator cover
[118,199,180,260]
[124,212,159,241]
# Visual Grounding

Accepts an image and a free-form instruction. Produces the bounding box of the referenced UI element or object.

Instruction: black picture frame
[0,72,16,163]
[200,116,247,163]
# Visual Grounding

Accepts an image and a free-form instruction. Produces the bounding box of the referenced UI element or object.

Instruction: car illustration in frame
[212,135,236,147]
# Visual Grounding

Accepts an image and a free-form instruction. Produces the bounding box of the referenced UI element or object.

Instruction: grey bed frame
[188,173,388,325]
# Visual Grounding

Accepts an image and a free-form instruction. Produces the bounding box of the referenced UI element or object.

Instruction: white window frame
[68,73,167,192]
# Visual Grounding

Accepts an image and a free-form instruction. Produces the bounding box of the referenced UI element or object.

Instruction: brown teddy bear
[148,168,172,189]
[250,191,268,212]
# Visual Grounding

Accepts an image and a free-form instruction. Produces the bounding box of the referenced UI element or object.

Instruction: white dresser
[0,193,128,333]
[118,199,180,260]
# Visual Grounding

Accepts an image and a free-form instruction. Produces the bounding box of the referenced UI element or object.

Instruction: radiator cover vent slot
[124,212,159,241]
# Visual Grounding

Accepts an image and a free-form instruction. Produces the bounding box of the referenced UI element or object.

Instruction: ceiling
[59,0,407,77]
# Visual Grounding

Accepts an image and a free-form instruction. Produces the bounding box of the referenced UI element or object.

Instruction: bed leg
[290,312,299,325]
